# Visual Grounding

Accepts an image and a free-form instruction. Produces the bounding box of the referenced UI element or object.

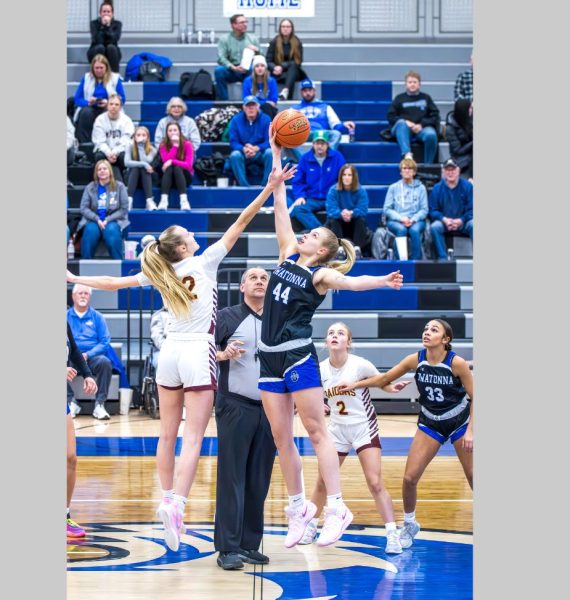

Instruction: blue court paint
[76,436,458,457]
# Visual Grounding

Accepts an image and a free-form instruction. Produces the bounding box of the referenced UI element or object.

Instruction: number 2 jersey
[135,240,228,336]
[320,354,379,426]
[414,349,468,416]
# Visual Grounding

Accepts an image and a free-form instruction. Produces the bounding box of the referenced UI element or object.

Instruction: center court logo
[67,523,472,599]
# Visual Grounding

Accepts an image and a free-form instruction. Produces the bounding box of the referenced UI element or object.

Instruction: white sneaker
[179,195,191,211]
[385,529,403,554]
[284,501,317,548]
[298,519,318,545]
[92,404,111,420]
[316,504,353,547]
[156,500,183,552]
[399,520,420,549]
[69,400,81,418]
[146,197,158,211]
[279,88,289,101]
[157,195,169,210]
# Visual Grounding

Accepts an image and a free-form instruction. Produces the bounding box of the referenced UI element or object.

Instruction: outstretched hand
[269,126,282,152]
[267,162,297,188]
[385,270,404,290]
[337,381,356,393]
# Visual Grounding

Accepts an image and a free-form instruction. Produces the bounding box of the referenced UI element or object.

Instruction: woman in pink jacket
[158,122,194,211]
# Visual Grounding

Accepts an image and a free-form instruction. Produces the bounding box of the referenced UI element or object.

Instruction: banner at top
[223,0,315,18]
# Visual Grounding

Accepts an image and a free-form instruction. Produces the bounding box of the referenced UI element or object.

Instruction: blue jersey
[261,255,326,346]
[414,350,467,416]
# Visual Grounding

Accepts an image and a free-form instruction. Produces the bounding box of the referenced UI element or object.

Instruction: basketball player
[259,134,404,548]
[66,163,296,552]
[299,322,410,554]
[339,319,473,549]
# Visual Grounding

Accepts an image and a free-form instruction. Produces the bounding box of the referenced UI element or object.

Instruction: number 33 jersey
[136,240,228,336]
[320,354,379,426]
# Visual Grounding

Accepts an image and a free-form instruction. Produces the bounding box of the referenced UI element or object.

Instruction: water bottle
[187,27,192,44]
[67,238,75,260]
[387,248,394,260]
[180,29,187,44]
[209,30,215,44]
[348,127,355,142]
[197,30,203,44]
[447,248,454,261]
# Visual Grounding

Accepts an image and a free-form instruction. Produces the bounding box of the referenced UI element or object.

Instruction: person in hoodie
[92,93,134,183]
[445,99,473,179]
[154,97,201,153]
[292,79,355,151]
[125,126,158,211]
[228,96,272,187]
[383,157,429,260]
[387,70,440,163]
[87,2,122,73]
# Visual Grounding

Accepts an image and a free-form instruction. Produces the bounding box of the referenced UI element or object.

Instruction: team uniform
[320,354,381,455]
[135,240,228,391]
[258,255,326,393]
[414,349,470,444]
[67,323,94,414]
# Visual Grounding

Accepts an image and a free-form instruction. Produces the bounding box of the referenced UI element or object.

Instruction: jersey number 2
[336,400,348,415]
[181,275,198,301]
[425,386,445,402]
[272,283,290,305]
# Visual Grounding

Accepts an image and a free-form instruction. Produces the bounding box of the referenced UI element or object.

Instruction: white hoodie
[92,110,135,155]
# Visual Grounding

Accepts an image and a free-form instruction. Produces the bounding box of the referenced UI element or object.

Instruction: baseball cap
[243,95,260,106]
[312,130,329,143]
[300,79,314,90]
[442,158,459,169]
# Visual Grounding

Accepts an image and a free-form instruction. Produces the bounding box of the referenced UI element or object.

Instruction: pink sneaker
[316,504,354,546]
[67,517,85,538]
[156,500,183,552]
[284,501,317,548]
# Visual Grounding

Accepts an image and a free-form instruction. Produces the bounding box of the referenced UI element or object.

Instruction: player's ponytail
[434,318,454,351]
[318,229,356,275]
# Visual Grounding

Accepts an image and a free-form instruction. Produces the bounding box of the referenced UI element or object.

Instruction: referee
[214,267,277,570]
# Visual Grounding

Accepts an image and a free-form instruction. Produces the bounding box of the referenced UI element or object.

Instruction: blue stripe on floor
[76,436,458,457]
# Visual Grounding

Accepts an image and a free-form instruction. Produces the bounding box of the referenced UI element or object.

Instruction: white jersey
[136,240,227,337]
[320,354,379,426]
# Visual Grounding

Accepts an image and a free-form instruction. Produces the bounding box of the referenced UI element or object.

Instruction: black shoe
[238,548,270,565]
[217,551,244,570]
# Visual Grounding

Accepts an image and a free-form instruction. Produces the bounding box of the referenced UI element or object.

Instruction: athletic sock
[288,493,305,510]
[326,493,344,509]
[404,511,416,523]
[385,521,397,532]
[172,493,187,513]
[162,489,174,502]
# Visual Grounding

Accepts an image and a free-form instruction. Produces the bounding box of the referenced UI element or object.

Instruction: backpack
[193,152,226,186]
[371,225,396,260]
[138,61,166,82]
[179,69,215,100]
[195,106,240,142]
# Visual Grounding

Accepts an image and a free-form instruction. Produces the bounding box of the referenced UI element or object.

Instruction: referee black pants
[214,398,276,553]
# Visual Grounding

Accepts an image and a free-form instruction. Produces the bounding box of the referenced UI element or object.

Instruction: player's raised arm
[338,353,418,392]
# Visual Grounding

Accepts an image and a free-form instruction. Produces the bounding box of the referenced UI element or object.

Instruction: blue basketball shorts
[258,344,322,394]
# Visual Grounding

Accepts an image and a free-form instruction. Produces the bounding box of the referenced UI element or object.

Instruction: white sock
[385,521,397,532]
[160,194,168,203]
[162,489,174,502]
[326,493,343,509]
[172,493,187,513]
[288,492,305,509]
[404,511,416,523]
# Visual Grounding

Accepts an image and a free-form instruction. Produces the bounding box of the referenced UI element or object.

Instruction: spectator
[215,14,260,101]
[153,97,201,153]
[454,54,473,102]
[67,116,78,166]
[293,79,355,151]
[383,157,429,260]
[92,93,134,183]
[125,126,158,211]
[325,165,370,255]
[157,122,193,211]
[242,55,278,119]
[445,99,473,179]
[149,307,169,369]
[387,70,440,163]
[87,2,122,74]
[67,284,125,420]
[429,159,474,260]
[73,54,126,143]
[290,130,346,231]
[266,18,307,101]
[228,96,272,187]
[78,159,129,259]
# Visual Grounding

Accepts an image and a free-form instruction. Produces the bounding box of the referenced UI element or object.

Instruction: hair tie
[337,237,342,245]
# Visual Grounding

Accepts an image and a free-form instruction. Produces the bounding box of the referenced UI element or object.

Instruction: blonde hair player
[66,161,296,553]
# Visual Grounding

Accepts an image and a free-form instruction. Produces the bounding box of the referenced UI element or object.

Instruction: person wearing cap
[387,70,441,163]
[242,55,279,119]
[228,96,272,187]
[428,159,474,260]
[292,79,356,151]
[215,14,260,101]
[290,130,346,231]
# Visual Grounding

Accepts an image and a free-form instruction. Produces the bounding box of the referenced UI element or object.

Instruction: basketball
[272,109,311,148]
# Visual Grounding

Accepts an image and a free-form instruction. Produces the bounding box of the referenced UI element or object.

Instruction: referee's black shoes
[217,551,244,570]
[238,548,270,565]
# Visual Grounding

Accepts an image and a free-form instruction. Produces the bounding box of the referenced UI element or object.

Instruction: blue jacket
[242,76,278,104]
[292,149,346,201]
[383,178,428,223]
[229,111,271,153]
[125,52,173,82]
[429,179,474,223]
[326,187,369,219]
[292,98,348,134]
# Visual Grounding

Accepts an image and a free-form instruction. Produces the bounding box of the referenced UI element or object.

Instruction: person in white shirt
[299,321,410,554]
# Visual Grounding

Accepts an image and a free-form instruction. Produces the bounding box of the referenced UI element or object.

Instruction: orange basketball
[272,109,311,148]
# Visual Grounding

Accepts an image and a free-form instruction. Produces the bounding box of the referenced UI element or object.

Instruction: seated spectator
[87,2,122,74]
[67,116,78,166]
[157,122,193,211]
[242,55,278,119]
[325,164,370,255]
[215,14,260,101]
[150,307,169,369]
[454,54,473,102]
[387,70,440,163]
[429,159,473,260]
[153,97,201,153]
[289,131,346,231]
[125,126,158,211]
[383,157,428,260]
[67,283,127,420]
[266,18,307,101]
[92,93,134,183]
[228,96,272,187]
[78,159,129,259]
[293,79,355,151]
[73,54,126,143]
[445,99,473,179]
